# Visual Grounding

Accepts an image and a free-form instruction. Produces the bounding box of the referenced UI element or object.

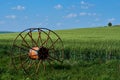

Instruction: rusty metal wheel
[11,28,64,77]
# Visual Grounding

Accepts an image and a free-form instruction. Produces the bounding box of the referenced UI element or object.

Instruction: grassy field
[0,26,120,80]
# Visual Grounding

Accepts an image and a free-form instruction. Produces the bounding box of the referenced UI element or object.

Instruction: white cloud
[80,12,87,16]
[54,4,63,10]
[108,18,115,22]
[64,12,97,18]
[12,5,25,10]
[80,1,94,9]
[65,13,77,18]
[5,15,16,19]
[88,13,97,16]
[80,12,97,16]
[81,1,86,4]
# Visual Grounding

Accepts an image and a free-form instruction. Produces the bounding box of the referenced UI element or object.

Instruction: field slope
[0,26,120,80]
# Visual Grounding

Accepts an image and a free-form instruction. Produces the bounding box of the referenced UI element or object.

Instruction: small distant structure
[108,22,112,27]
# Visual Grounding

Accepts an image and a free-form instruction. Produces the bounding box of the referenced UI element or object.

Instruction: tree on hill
[108,22,112,27]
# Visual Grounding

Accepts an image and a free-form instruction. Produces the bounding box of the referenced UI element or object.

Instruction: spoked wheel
[11,28,64,78]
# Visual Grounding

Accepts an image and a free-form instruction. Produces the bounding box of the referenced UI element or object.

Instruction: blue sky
[0,0,120,31]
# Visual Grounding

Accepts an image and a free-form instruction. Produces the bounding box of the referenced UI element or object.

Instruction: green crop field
[0,26,120,80]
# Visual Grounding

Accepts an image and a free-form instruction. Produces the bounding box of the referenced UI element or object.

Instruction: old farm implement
[11,28,64,77]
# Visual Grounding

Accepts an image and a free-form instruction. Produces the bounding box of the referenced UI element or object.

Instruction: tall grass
[0,26,120,80]
[56,27,120,61]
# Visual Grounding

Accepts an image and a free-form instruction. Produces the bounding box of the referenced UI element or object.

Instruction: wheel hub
[28,46,49,60]
[38,47,49,60]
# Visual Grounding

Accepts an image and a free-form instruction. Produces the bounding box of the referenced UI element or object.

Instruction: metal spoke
[47,59,54,67]
[42,61,46,70]
[46,31,50,47]
[49,38,59,49]
[13,54,28,58]
[37,29,43,45]
[21,43,31,49]
[25,60,36,70]
[15,63,22,69]
[19,34,31,49]
[13,44,28,52]
[21,43,38,52]
[48,55,63,63]
[28,32,38,47]
[36,60,42,73]
[21,58,30,69]
[40,36,50,47]
[48,45,59,58]
[29,31,34,46]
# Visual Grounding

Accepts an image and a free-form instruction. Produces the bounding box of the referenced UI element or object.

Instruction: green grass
[0,26,120,80]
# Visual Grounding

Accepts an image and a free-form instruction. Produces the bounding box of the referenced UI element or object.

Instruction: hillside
[0,26,120,80]
[57,26,120,40]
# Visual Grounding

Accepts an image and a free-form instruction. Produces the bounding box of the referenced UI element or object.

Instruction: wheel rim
[11,28,64,77]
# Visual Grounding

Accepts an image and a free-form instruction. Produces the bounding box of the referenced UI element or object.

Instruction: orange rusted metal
[28,47,39,60]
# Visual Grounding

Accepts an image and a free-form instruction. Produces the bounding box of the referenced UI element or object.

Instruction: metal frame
[11,28,64,77]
